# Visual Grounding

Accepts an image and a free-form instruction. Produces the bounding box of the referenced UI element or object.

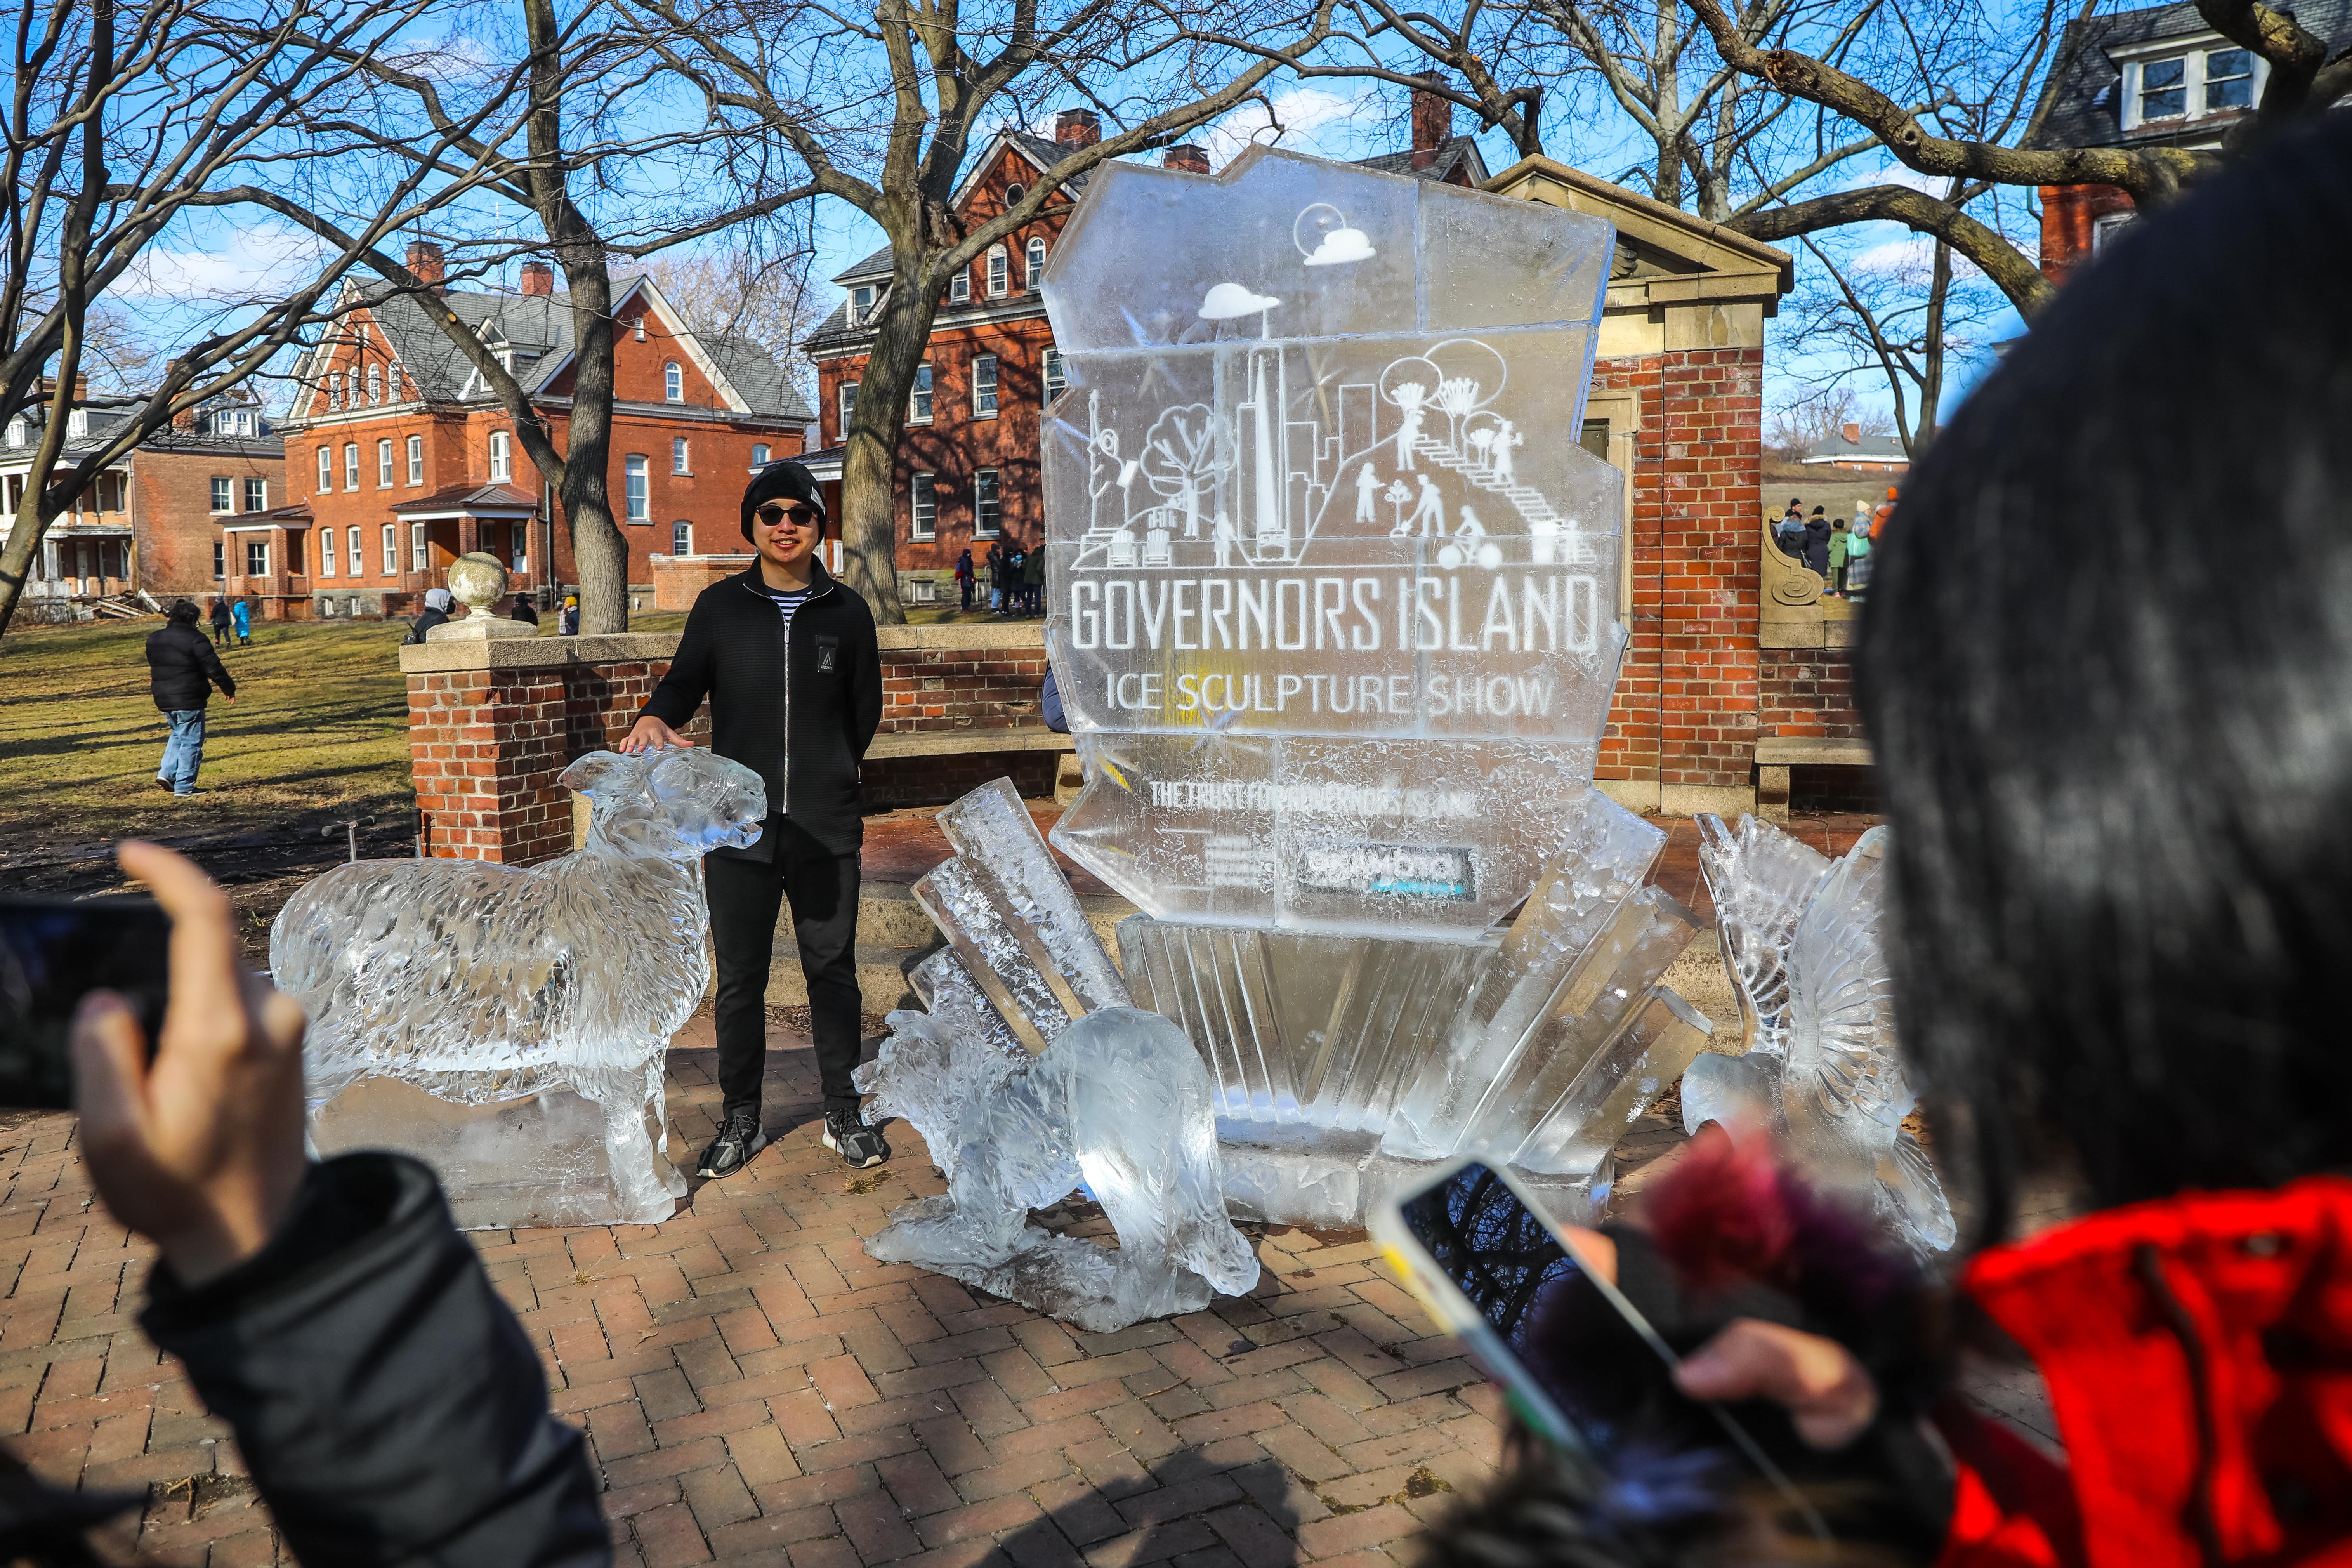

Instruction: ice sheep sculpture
[272,747,767,1228]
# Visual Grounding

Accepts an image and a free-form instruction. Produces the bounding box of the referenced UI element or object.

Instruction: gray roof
[2025,0,2352,149]
[1349,135,1491,187]
[301,278,811,423]
[0,403,281,463]
[1800,430,1910,464]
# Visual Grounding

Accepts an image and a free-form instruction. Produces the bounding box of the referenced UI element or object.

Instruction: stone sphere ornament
[429,550,534,641]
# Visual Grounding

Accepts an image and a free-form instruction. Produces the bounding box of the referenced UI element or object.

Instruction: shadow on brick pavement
[0,1012,1507,1566]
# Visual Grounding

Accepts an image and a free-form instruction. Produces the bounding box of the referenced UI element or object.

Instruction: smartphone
[0,897,172,1109]
[1373,1157,1828,1538]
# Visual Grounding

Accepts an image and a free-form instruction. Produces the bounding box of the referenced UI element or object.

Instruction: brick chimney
[520,259,554,297]
[1410,73,1452,168]
[1164,145,1210,174]
[1841,422,1862,444]
[1055,109,1101,148]
[405,240,446,289]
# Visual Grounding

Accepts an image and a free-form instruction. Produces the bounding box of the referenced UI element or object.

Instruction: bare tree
[631,0,1341,622]
[0,0,501,635]
[1780,228,2003,454]
[642,239,826,410]
[1764,383,1880,458]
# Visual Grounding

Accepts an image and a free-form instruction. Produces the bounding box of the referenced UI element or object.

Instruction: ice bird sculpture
[1682,815,1955,1253]
[274,748,767,1228]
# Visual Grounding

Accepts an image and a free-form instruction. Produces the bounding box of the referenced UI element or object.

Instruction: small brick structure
[401,620,1069,862]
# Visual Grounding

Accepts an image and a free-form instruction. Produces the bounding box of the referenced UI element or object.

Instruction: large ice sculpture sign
[1042,148,1625,938]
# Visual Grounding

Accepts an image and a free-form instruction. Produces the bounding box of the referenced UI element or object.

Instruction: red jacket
[1936,1176,2352,1568]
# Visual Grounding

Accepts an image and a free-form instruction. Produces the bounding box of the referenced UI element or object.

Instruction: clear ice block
[1696,811,1829,1056]
[274,748,769,1227]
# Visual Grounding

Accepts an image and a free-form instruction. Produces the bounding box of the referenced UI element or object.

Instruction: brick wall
[862,749,1058,810]
[133,446,284,601]
[1594,346,1764,809]
[1758,646,1862,741]
[878,628,1047,734]
[2038,184,2135,287]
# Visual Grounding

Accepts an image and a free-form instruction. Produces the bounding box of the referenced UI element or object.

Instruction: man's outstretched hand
[71,841,309,1286]
[620,714,693,753]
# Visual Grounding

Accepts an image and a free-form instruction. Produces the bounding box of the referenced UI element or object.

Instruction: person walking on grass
[230,596,253,647]
[622,460,888,1177]
[955,548,974,613]
[208,596,232,648]
[146,600,235,797]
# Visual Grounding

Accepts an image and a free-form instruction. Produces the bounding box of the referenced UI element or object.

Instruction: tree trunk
[837,261,937,625]
[1914,237,1952,459]
[556,253,630,633]
[0,497,56,637]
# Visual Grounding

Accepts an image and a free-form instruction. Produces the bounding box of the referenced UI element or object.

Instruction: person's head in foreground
[1430,112,2352,1568]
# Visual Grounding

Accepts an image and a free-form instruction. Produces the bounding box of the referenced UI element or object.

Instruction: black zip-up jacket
[145,620,236,711]
[639,559,883,859]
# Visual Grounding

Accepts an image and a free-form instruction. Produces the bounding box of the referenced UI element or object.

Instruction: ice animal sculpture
[1681,814,1955,1253]
[273,748,767,1228]
[852,780,1261,1332]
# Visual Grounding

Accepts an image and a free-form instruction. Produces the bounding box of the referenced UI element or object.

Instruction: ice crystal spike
[279,748,769,1227]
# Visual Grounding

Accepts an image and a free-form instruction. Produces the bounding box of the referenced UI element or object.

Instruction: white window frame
[751,443,770,469]
[624,453,649,522]
[378,438,394,488]
[2092,211,2136,253]
[672,436,690,475]
[851,285,876,326]
[349,526,362,578]
[986,245,1008,298]
[245,538,269,577]
[672,519,693,556]
[634,316,647,342]
[663,361,684,403]
[381,523,397,575]
[367,365,383,405]
[322,524,338,576]
[1043,346,1066,404]
[1025,237,1047,291]
[210,477,232,514]
[489,430,512,482]
[2114,36,2269,132]
[972,355,998,418]
[974,469,1000,537]
[949,269,970,304]
[839,382,859,439]
[344,443,359,491]
[410,522,428,572]
[243,478,267,513]
[212,541,224,580]
[328,372,342,410]
[911,472,937,540]
[406,434,424,486]
[317,446,332,492]
[909,364,933,424]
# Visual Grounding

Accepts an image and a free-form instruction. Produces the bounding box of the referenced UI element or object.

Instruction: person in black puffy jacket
[145,600,236,797]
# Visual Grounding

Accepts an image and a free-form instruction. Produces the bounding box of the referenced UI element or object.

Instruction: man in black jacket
[623,461,888,1176]
[146,599,235,797]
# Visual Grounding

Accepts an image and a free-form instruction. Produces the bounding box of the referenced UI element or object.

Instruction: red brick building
[3,390,283,621]
[2026,0,2352,285]
[801,102,1487,605]
[274,247,811,620]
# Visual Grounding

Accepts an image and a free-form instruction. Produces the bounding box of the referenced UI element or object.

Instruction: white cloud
[1198,86,1375,167]
[122,221,329,301]
[1840,160,1954,197]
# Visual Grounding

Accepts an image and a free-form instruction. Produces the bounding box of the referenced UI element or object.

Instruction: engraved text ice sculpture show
[274,748,768,1229]
[855,146,1722,1327]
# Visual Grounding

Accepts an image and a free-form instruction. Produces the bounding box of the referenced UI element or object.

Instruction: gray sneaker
[822,1109,890,1168]
[697,1114,768,1178]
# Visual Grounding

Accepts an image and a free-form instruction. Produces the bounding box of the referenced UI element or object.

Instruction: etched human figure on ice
[1411,474,1446,536]
[1492,422,1522,486]
[1392,384,1427,469]
[1456,505,1487,540]
[1212,511,1237,567]
[1355,464,1380,524]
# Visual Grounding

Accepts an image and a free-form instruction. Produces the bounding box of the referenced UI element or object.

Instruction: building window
[243,478,266,512]
[1043,346,1066,403]
[950,268,970,303]
[212,541,224,579]
[382,523,397,574]
[751,443,770,468]
[246,539,269,576]
[2205,47,2253,109]
[672,436,689,474]
[348,526,361,577]
[406,434,423,485]
[328,372,342,409]
[986,245,1008,297]
[1005,182,1026,206]
[317,446,332,491]
[663,361,683,403]
[909,364,933,423]
[322,525,338,576]
[851,285,875,326]
[210,477,232,513]
[839,382,858,438]
[672,520,693,556]
[1026,237,1047,291]
[367,365,382,405]
[633,316,646,341]
[624,454,648,521]
[489,430,511,481]
[410,523,427,572]
[377,439,393,487]
[2140,56,2187,119]
[972,355,998,418]
[344,443,359,491]
[2092,211,2135,253]
[2127,46,2262,128]
[910,473,936,540]
[974,469,1000,536]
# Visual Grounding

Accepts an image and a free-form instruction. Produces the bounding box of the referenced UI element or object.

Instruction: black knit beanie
[741,460,828,542]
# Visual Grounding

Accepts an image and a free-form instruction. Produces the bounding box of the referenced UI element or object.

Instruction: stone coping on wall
[396,618,1048,675]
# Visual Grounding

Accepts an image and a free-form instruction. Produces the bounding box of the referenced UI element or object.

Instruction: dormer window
[663,361,684,403]
[851,284,876,326]
[1026,237,1047,291]
[67,410,87,436]
[5,420,23,447]
[2120,42,2264,130]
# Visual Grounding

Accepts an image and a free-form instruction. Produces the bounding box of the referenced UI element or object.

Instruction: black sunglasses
[757,504,819,528]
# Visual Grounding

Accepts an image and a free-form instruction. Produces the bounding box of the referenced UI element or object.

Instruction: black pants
[705,841,863,1125]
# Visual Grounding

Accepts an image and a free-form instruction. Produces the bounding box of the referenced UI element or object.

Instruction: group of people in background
[206,595,253,648]
[1775,486,1892,599]
[954,541,1046,616]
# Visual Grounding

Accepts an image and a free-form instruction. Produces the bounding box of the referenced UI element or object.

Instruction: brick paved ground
[0,1016,1514,1567]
